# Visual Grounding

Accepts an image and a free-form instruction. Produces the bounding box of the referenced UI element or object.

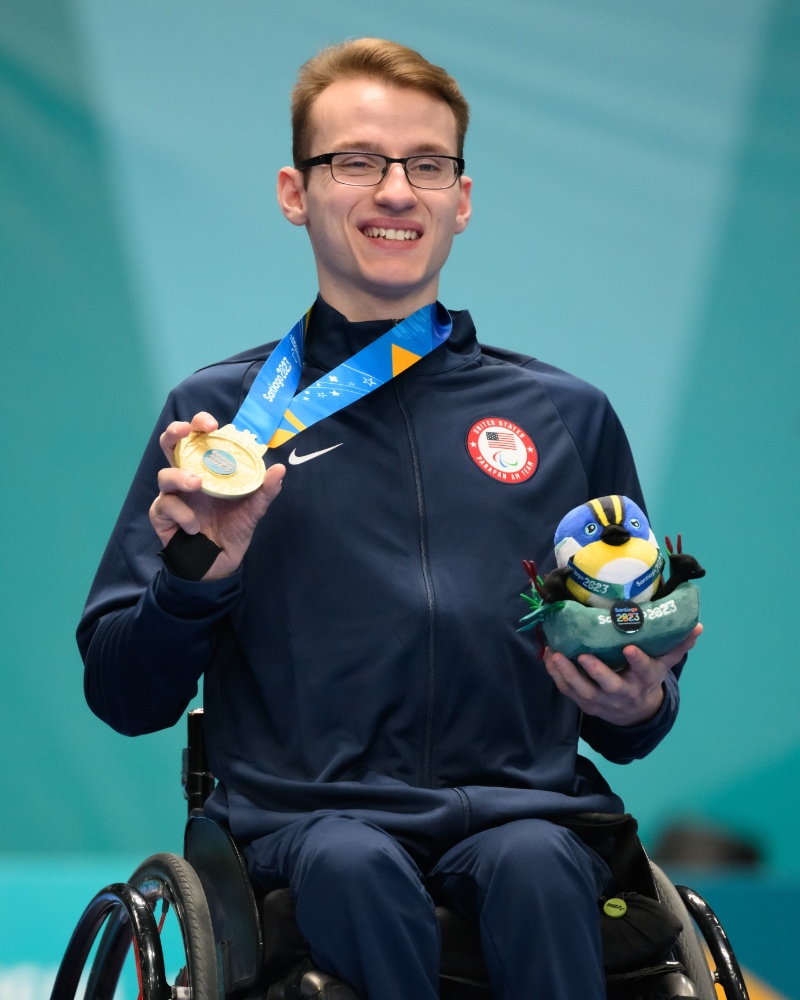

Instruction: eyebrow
[332,141,454,156]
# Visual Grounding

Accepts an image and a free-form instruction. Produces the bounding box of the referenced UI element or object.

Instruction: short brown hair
[291,38,470,165]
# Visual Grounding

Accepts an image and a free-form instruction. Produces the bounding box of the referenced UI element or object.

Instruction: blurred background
[1,0,797,996]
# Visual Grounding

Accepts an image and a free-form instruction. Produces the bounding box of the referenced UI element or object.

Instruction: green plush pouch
[541,583,700,669]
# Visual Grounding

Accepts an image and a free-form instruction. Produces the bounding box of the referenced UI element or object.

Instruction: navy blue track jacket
[79,299,681,854]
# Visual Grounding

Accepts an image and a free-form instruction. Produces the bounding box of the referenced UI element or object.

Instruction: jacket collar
[303,295,480,376]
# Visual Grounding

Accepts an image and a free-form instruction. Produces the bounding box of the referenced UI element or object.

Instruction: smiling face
[277,77,472,321]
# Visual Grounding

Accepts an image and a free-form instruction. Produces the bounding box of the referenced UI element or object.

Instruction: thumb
[261,463,285,502]
[246,463,285,521]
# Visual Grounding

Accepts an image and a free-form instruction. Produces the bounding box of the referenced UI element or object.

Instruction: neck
[316,282,439,324]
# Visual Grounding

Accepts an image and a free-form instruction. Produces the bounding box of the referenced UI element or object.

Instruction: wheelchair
[51,710,750,1000]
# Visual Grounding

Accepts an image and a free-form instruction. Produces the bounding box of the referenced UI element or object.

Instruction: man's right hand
[149,411,285,580]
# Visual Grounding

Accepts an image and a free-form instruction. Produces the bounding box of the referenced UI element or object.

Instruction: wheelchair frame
[51,710,751,1000]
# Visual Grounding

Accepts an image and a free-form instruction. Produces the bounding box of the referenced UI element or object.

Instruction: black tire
[650,862,716,999]
[83,853,219,1000]
[130,853,219,1000]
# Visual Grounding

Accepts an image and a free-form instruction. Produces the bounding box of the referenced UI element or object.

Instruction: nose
[600,524,630,546]
[374,162,418,206]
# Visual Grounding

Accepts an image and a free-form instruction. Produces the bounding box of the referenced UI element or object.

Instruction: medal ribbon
[233,302,451,449]
[567,553,665,602]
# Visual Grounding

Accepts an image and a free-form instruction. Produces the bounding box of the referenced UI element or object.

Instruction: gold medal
[174,424,267,499]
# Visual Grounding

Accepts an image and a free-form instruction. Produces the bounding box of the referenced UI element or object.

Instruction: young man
[79,39,700,1000]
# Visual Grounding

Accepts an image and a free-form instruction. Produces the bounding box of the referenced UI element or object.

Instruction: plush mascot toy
[520,495,704,669]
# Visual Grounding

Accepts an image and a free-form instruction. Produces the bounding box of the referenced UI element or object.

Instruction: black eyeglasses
[297,151,465,190]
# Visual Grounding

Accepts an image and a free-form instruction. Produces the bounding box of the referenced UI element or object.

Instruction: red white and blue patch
[466,418,538,483]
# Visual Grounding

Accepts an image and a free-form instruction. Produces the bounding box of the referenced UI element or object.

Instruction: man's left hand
[543,624,703,726]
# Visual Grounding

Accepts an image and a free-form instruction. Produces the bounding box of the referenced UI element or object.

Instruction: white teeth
[364,227,419,241]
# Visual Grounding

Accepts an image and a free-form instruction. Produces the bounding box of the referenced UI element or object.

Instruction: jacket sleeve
[77,390,244,736]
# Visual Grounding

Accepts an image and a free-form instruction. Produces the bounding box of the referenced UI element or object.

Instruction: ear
[277,166,308,227]
[453,174,473,235]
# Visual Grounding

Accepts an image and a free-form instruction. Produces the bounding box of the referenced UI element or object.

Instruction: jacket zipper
[394,380,437,788]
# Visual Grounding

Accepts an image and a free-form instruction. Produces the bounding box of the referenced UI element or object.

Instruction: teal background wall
[1,0,798,994]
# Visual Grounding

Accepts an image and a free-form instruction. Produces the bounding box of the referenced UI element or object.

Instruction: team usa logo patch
[466,418,539,483]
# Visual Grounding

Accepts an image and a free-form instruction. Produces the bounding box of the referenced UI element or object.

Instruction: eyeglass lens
[330,153,458,189]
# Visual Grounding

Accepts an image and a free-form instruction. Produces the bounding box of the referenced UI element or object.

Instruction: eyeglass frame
[296,151,466,190]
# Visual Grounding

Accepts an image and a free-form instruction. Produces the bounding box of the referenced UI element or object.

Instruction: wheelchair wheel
[84,853,219,1000]
[650,863,716,999]
[676,886,750,1000]
[50,883,167,1000]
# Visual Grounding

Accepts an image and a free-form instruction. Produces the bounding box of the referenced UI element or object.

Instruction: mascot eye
[630,518,640,529]
[585,523,598,536]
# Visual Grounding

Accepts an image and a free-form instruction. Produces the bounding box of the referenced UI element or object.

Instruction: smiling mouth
[362,226,420,241]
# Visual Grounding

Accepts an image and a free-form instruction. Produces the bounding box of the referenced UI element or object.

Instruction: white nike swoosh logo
[287,443,343,465]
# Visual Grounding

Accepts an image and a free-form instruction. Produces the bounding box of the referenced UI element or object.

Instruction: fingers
[150,462,208,542]
[150,406,287,573]
[156,465,204,497]
[150,460,286,553]
[545,646,662,724]
[156,461,284,503]
[149,486,204,542]
[230,462,286,531]
[622,622,703,674]
[159,411,219,464]
[150,463,207,541]
[544,649,620,702]
[575,653,627,692]
[544,622,703,725]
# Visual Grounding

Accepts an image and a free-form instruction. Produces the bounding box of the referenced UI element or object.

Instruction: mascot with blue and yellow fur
[521,495,704,669]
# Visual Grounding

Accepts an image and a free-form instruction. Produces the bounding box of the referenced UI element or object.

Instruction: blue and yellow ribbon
[232,302,451,450]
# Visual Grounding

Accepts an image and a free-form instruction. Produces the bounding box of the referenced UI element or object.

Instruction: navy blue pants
[247,814,613,1000]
